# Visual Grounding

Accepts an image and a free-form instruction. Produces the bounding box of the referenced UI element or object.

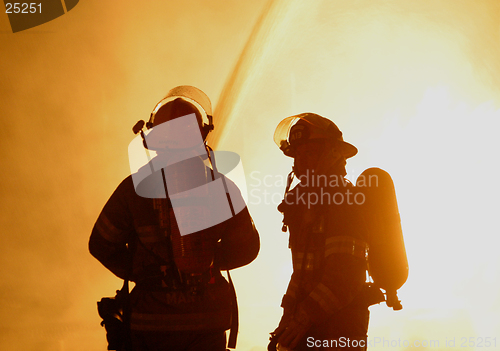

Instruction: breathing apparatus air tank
[355,167,408,310]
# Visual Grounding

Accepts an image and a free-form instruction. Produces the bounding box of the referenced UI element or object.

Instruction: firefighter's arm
[279,270,300,321]
[216,206,260,270]
[89,229,131,280]
[89,179,134,279]
[275,274,311,349]
[296,204,372,322]
[277,251,366,349]
[271,275,299,338]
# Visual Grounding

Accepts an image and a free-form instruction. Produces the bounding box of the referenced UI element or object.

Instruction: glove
[269,294,296,351]
[269,310,292,350]
[276,305,312,349]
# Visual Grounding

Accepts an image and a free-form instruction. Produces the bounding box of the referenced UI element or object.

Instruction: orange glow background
[1,1,500,350]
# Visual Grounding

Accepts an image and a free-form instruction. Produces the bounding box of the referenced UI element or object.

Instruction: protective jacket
[89,172,259,333]
[278,180,370,345]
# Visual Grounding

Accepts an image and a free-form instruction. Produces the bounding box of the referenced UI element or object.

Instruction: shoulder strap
[121,234,137,351]
[226,270,239,349]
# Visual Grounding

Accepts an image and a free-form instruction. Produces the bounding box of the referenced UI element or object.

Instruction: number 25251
[5,3,42,14]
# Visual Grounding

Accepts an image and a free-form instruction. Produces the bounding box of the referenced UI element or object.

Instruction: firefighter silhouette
[269,113,408,351]
[90,86,259,351]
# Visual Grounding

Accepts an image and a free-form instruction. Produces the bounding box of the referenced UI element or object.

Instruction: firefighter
[90,86,260,351]
[270,113,370,351]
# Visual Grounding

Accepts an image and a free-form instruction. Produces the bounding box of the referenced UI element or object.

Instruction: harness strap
[324,236,368,260]
[226,270,239,349]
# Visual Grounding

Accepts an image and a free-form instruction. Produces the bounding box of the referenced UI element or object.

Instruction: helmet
[273,113,357,158]
[147,85,214,140]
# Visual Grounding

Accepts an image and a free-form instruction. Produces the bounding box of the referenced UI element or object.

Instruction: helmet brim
[339,141,358,159]
[274,113,358,158]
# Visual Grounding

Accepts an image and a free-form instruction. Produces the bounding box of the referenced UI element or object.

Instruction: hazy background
[1,1,500,350]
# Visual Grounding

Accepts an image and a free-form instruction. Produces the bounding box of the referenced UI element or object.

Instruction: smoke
[2,0,500,350]
[0,1,266,350]
[214,0,500,349]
